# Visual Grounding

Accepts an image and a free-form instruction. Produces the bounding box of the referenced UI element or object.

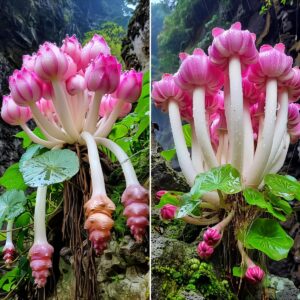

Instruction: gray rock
[268,275,300,300]
[179,290,205,300]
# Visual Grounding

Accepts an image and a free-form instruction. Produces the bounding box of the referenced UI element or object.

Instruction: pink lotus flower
[174,48,224,94]
[64,54,77,80]
[3,243,15,266]
[113,70,143,103]
[9,68,43,106]
[85,54,121,94]
[29,242,54,288]
[152,73,187,112]
[203,227,222,246]
[242,77,261,105]
[34,42,69,80]
[283,67,300,102]
[36,98,55,116]
[41,81,53,100]
[81,34,111,69]
[288,103,300,143]
[99,94,132,118]
[156,190,168,200]
[22,54,37,71]
[197,241,214,259]
[245,265,265,284]
[66,74,86,95]
[160,204,177,220]
[248,43,293,88]
[61,35,82,69]
[209,22,258,70]
[1,95,32,125]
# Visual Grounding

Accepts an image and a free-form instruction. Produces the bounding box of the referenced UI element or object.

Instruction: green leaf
[155,192,182,208]
[176,200,200,218]
[0,267,20,290]
[243,188,268,209]
[0,163,27,190]
[265,203,286,221]
[191,164,242,199]
[160,149,176,161]
[232,266,246,278]
[15,128,45,148]
[20,149,80,187]
[19,144,46,169]
[182,124,192,147]
[15,212,31,228]
[244,218,294,261]
[264,174,300,201]
[0,190,27,228]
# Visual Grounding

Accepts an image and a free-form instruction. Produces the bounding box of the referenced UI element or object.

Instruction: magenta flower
[99,94,132,118]
[209,22,258,70]
[3,243,15,266]
[152,73,187,112]
[1,95,32,125]
[9,68,43,106]
[242,77,261,105]
[41,81,53,100]
[66,74,86,95]
[283,67,300,102]
[34,42,70,80]
[156,190,168,200]
[113,70,143,103]
[197,241,214,259]
[174,48,223,94]
[84,54,121,94]
[160,204,177,220]
[22,54,37,71]
[81,34,111,69]
[61,34,82,69]
[245,265,265,284]
[288,103,300,143]
[203,227,222,246]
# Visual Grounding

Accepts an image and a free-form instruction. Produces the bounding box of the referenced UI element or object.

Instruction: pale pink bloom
[156,190,168,200]
[64,54,77,80]
[160,204,177,220]
[81,34,111,69]
[99,94,132,118]
[152,73,187,112]
[29,242,54,288]
[85,54,121,94]
[209,22,258,70]
[203,227,222,246]
[248,43,293,87]
[22,54,37,71]
[66,74,86,95]
[245,265,265,284]
[174,48,224,94]
[9,68,43,106]
[61,35,82,70]
[36,98,55,116]
[34,42,69,80]
[42,81,53,100]
[113,70,143,103]
[1,95,32,125]
[197,241,214,259]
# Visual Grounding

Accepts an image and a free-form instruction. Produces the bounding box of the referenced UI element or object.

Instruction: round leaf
[20,149,79,187]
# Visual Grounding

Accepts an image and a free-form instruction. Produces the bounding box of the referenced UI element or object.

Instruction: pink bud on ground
[209,22,258,70]
[174,48,224,94]
[85,54,121,94]
[61,35,82,70]
[34,42,69,80]
[99,94,132,118]
[81,34,111,69]
[9,68,43,106]
[160,204,177,220]
[152,73,187,112]
[113,70,143,103]
[121,184,149,242]
[203,227,222,246]
[3,243,15,267]
[156,190,167,200]
[1,95,32,125]
[29,242,54,288]
[245,265,265,284]
[66,74,86,95]
[197,241,214,259]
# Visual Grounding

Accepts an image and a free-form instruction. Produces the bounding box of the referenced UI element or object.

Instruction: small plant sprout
[1,33,148,292]
[153,22,300,286]
[3,219,15,267]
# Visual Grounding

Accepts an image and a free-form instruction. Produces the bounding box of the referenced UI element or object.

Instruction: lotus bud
[66,74,86,95]
[156,190,168,200]
[85,54,121,94]
[99,94,132,118]
[29,242,54,288]
[160,204,177,220]
[197,241,214,259]
[245,265,265,284]
[121,184,149,242]
[61,35,82,69]
[22,54,37,71]
[203,227,222,246]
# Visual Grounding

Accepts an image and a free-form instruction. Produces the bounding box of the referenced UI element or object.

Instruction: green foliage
[0,163,27,191]
[244,218,294,261]
[260,0,288,15]
[15,128,45,149]
[82,21,126,66]
[0,190,27,227]
[155,191,183,208]
[20,149,79,187]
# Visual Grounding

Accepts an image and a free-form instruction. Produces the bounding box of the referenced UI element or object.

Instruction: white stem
[242,101,254,176]
[263,91,289,177]
[51,80,79,141]
[34,186,48,244]
[168,100,197,186]
[5,220,13,245]
[193,87,218,168]
[216,131,224,164]
[84,91,103,133]
[94,99,124,137]
[221,133,229,165]
[246,79,278,186]
[81,131,106,196]
[95,137,139,186]
[76,92,88,132]
[21,124,57,148]
[191,122,204,173]
[228,56,244,172]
